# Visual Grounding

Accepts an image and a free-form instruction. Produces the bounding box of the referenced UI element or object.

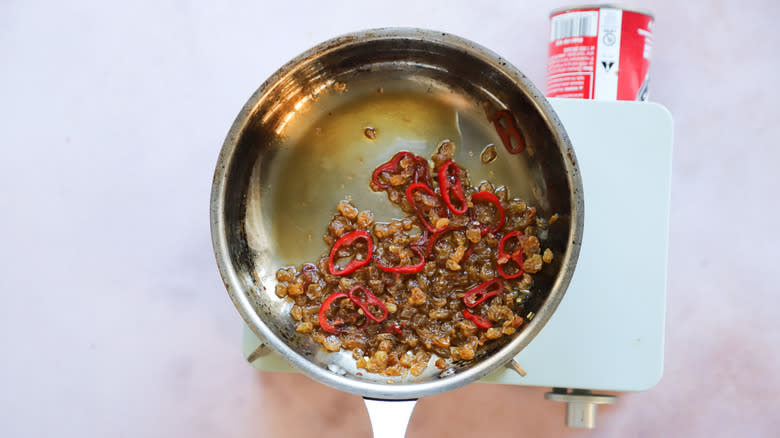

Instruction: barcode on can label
[546,6,654,101]
[550,11,598,40]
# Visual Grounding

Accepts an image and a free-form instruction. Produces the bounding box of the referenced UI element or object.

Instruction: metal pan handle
[363,398,418,438]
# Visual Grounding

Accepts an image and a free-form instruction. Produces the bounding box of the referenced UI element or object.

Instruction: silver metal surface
[545,389,617,428]
[363,398,418,438]
[211,28,584,400]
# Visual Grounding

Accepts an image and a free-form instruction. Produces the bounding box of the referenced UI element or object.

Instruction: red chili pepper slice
[347,285,388,323]
[377,246,425,274]
[318,292,349,334]
[462,242,475,261]
[497,231,524,279]
[412,156,434,188]
[328,230,373,276]
[410,228,430,249]
[381,321,406,336]
[437,160,467,215]
[405,182,446,233]
[372,152,411,189]
[463,310,491,329]
[492,110,524,154]
[372,152,432,189]
[424,225,465,257]
[463,279,504,308]
[471,191,505,234]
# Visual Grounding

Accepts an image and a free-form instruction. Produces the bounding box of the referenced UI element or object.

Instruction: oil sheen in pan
[246,76,535,268]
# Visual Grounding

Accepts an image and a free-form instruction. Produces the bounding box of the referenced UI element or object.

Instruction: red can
[546,5,654,101]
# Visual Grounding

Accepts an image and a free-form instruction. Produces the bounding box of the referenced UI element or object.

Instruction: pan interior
[220,34,576,394]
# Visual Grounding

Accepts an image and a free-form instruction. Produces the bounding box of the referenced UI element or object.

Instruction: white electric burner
[240,98,673,428]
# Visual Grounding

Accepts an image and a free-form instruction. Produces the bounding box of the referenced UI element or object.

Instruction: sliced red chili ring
[462,242,475,261]
[405,182,446,233]
[318,292,349,334]
[412,156,434,188]
[497,255,524,279]
[328,230,373,276]
[492,110,524,154]
[381,321,406,336]
[347,284,388,323]
[372,151,432,189]
[371,152,411,189]
[424,225,465,257]
[497,231,524,279]
[463,310,491,329]
[463,279,504,308]
[437,160,467,215]
[471,191,505,234]
[377,246,425,274]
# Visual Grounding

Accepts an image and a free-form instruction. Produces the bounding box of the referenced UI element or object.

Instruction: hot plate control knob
[544,388,617,429]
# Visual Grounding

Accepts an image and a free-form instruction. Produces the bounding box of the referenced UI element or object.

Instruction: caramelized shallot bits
[275,146,554,376]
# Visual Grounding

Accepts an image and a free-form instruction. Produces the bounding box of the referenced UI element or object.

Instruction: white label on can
[594,8,623,100]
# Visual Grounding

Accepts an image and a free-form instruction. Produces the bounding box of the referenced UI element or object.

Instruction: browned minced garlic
[480,144,498,163]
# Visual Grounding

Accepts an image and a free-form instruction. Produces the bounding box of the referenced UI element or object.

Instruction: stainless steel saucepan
[210,28,583,437]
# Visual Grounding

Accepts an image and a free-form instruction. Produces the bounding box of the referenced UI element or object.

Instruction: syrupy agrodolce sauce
[274,142,555,377]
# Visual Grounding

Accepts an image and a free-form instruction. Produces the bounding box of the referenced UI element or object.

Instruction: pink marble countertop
[1,0,777,436]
